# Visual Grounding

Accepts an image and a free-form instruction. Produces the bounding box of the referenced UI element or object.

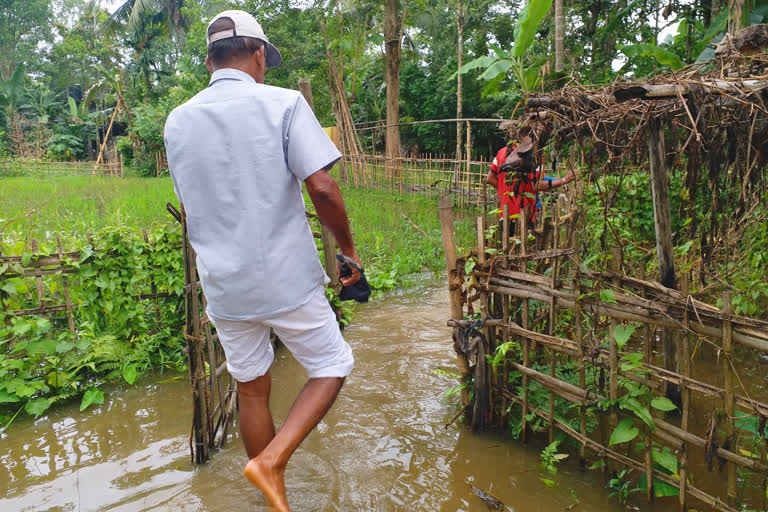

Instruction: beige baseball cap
[207,10,282,68]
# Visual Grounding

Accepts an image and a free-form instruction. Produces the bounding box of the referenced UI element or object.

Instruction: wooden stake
[722,291,737,500]
[648,118,680,406]
[520,213,530,444]
[439,196,470,406]
[608,247,621,431]
[679,274,692,512]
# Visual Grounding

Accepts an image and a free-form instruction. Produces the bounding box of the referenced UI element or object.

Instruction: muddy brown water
[1,284,754,512]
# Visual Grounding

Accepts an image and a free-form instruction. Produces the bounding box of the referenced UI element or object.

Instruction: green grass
[0,175,475,288]
[0,176,176,239]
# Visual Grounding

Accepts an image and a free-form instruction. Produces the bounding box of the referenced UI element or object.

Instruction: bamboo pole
[722,291,737,500]
[648,118,680,406]
[548,200,560,444]
[440,196,470,406]
[608,247,621,433]
[679,273,691,512]
[520,214,530,444]
[500,202,510,428]
[640,263,654,503]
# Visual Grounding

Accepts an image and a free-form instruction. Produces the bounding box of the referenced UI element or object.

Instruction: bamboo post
[722,291,737,500]
[182,216,210,464]
[548,201,561,444]
[573,217,587,466]
[640,263,654,502]
[476,216,485,264]
[94,105,119,174]
[520,213,530,444]
[648,118,680,406]
[439,195,470,406]
[679,274,692,511]
[465,121,471,208]
[608,247,621,431]
[500,202,511,428]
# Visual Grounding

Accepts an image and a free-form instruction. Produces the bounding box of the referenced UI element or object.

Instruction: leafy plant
[608,469,640,505]
[540,440,568,475]
[455,0,553,94]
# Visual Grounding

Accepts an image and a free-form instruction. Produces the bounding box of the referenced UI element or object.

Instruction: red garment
[490,146,540,222]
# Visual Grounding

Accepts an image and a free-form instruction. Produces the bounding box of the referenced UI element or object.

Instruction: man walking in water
[164,10,360,511]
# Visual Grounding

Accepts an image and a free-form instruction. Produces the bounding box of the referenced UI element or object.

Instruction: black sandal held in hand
[335,254,371,303]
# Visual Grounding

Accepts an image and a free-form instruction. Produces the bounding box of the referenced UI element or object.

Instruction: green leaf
[27,339,56,357]
[652,478,680,497]
[0,389,20,403]
[650,397,678,412]
[0,263,8,275]
[477,59,515,81]
[652,448,679,476]
[1,282,17,295]
[600,289,618,304]
[613,324,634,349]
[454,55,498,77]
[56,341,74,353]
[20,253,33,267]
[610,418,639,445]
[513,0,554,58]
[68,96,78,119]
[464,260,476,274]
[122,364,138,385]
[25,397,51,416]
[620,43,683,70]
[622,398,655,428]
[80,387,104,412]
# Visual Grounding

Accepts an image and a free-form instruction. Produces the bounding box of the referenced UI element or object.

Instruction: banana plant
[453,0,553,94]
[0,64,27,121]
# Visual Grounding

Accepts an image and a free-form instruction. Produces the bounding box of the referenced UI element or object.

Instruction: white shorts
[209,285,354,382]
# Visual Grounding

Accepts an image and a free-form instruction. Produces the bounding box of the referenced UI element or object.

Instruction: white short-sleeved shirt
[164,68,341,321]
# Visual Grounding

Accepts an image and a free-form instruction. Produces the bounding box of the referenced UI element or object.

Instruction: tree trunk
[729,0,745,35]
[384,0,401,179]
[555,0,564,72]
[455,0,464,183]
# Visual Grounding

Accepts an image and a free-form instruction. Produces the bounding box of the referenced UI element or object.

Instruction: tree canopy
[0,0,762,171]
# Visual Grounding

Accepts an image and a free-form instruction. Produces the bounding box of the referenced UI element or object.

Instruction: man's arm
[305,170,361,287]
[535,169,580,192]
[486,170,498,188]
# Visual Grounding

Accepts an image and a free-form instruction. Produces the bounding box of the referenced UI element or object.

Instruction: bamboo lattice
[441,186,768,512]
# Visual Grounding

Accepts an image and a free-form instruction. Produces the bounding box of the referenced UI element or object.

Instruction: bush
[121,99,176,177]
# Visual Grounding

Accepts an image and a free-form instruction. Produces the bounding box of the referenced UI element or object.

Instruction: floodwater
[0,285,694,512]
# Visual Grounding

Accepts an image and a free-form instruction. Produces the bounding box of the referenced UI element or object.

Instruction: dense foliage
[0,225,186,429]
[6,0,765,169]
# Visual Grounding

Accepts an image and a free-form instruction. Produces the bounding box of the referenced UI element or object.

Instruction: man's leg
[244,377,345,512]
[236,372,275,459]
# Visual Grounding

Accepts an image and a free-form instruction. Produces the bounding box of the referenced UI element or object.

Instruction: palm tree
[107,0,186,38]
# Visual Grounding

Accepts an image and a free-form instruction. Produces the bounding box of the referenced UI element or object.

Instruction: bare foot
[244,457,289,512]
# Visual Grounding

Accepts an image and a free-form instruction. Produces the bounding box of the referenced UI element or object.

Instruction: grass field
[0,175,475,289]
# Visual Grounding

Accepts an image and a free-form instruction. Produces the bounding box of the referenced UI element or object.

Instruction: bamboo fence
[0,233,175,336]
[0,159,123,177]
[168,204,237,463]
[340,152,491,208]
[0,237,78,332]
[440,188,768,511]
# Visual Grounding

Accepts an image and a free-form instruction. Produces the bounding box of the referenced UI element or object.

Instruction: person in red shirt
[486,140,579,236]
